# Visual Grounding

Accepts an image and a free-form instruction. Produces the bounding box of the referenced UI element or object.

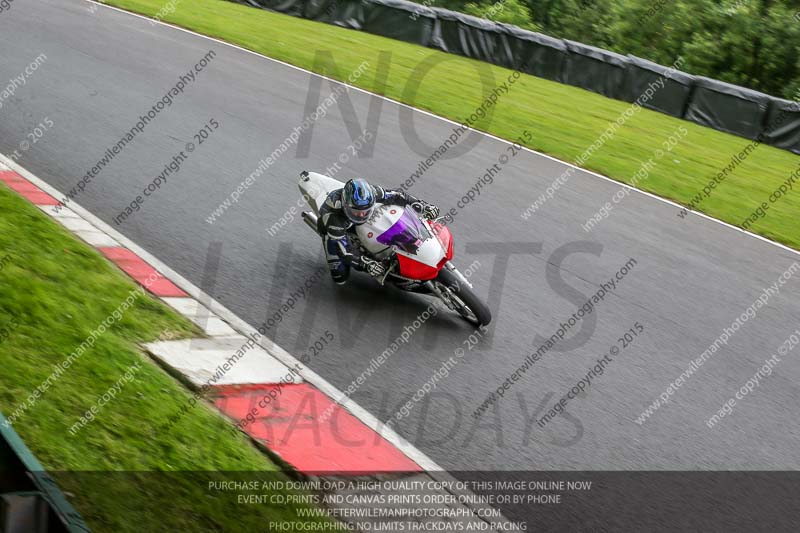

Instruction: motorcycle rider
[319,178,440,284]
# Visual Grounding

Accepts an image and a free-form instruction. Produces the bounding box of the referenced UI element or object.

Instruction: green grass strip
[0,185,342,531]
[104,0,800,249]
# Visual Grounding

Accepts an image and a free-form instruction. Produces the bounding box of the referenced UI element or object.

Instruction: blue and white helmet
[342,178,375,224]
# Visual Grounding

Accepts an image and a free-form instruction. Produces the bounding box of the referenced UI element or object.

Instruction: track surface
[2,0,800,475]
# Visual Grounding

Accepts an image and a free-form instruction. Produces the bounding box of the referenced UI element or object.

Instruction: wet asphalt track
[2,0,800,479]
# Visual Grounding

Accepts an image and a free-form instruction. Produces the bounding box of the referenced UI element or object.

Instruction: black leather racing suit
[318,185,431,284]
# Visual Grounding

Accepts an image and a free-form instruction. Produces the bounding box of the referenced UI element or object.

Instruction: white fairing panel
[298,171,343,214]
[357,206,445,266]
[356,206,403,256]
[399,236,445,268]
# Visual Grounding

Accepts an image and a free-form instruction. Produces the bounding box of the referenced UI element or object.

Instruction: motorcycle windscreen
[376,207,432,254]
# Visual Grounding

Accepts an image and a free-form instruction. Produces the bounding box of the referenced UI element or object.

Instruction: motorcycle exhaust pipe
[302,211,319,233]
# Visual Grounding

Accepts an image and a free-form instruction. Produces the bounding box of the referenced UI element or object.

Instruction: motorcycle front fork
[426,281,450,309]
[426,263,473,311]
[444,261,474,290]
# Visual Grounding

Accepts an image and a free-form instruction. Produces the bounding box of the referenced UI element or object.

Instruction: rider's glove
[360,256,387,279]
[423,203,440,220]
[411,201,440,220]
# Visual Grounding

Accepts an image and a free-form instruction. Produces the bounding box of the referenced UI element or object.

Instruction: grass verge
[0,184,342,531]
[103,0,799,249]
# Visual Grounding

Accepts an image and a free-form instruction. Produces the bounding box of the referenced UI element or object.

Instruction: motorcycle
[298,171,492,326]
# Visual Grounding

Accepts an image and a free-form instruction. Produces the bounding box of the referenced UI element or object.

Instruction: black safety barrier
[762,97,800,155]
[622,55,694,117]
[502,25,567,82]
[226,0,800,154]
[684,77,772,141]
[361,0,436,45]
[304,0,364,29]
[561,40,629,100]
[430,9,515,68]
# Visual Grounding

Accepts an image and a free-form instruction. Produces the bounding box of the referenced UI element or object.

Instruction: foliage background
[421,0,800,99]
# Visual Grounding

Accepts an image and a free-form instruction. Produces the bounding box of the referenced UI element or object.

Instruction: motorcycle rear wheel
[435,268,492,326]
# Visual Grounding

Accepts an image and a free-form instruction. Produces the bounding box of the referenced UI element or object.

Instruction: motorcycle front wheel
[435,268,492,326]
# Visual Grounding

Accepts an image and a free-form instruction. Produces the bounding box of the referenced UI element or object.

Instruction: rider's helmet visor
[344,204,374,224]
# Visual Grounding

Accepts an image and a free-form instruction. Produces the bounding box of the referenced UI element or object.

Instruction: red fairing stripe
[432,223,454,261]
[397,254,441,280]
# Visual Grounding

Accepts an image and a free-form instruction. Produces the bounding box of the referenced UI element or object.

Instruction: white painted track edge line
[83,0,800,261]
[0,152,442,472]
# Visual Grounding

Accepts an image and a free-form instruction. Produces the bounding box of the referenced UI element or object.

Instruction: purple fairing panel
[376,207,431,254]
